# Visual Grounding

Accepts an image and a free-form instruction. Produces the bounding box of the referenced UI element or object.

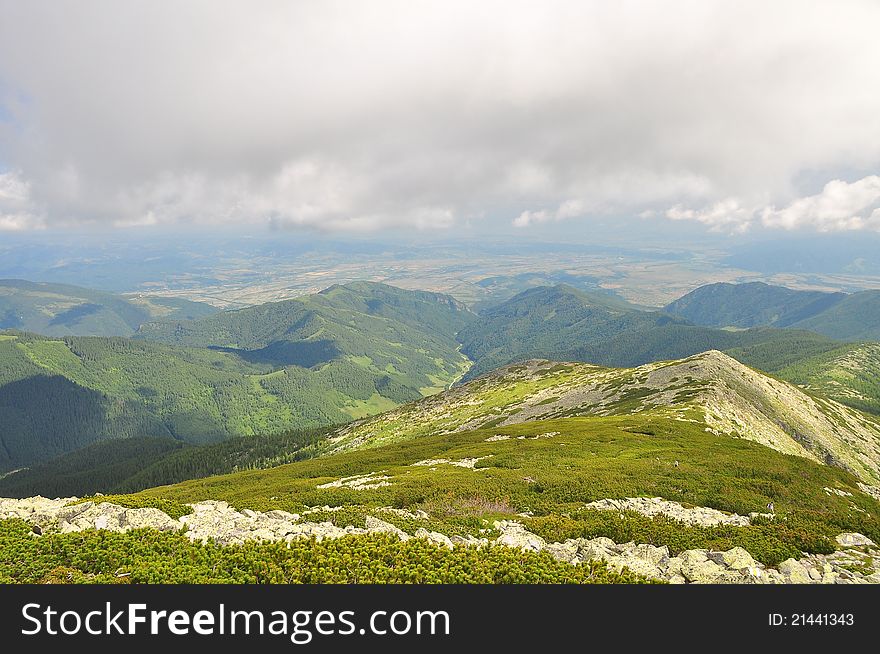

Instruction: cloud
[0,170,43,230]
[665,199,756,233]
[0,1,879,233]
[666,176,880,233]
[761,176,880,231]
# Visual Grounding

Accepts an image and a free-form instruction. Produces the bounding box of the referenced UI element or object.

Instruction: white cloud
[666,176,880,233]
[0,1,879,233]
[0,170,43,231]
[666,199,756,233]
[761,176,880,231]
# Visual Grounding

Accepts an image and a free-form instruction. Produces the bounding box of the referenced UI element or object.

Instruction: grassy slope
[127,414,880,565]
[776,343,880,416]
[326,352,880,485]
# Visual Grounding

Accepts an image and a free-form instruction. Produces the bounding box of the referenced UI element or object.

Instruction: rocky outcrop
[3,496,879,584]
[0,497,180,534]
[316,472,392,490]
[583,497,756,527]
[491,520,880,584]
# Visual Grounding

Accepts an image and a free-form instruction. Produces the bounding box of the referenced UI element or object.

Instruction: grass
[120,414,880,565]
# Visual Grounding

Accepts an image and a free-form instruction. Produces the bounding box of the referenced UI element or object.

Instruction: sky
[1,0,879,237]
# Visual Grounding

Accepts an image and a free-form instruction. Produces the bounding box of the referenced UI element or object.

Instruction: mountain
[137,281,473,379]
[329,351,880,485]
[0,283,474,471]
[456,284,840,379]
[789,290,880,340]
[663,282,846,329]
[114,349,880,573]
[732,342,880,416]
[665,281,880,340]
[0,279,217,336]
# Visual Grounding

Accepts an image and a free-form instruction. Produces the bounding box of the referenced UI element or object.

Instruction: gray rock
[120,508,180,532]
[836,532,875,548]
[679,549,709,565]
[493,521,546,552]
[708,547,757,570]
[365,516,410,541]
[681,559,726,583]
[414,528,454,549]
[631,543,670,565]
[778,558,812,583]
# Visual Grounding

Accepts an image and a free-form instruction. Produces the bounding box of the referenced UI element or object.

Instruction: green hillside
[736,342,880,416]
[6,349,880,584]
[789,290,880,340]
[0,279,217,336]
[664,281,880,340]
[457,284,842,379]
[664,281,845,328]
[328,351,880,485]
[0,284,473,471]
[126,411,880,567]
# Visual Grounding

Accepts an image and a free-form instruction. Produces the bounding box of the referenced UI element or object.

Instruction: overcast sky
[1,0,879,236]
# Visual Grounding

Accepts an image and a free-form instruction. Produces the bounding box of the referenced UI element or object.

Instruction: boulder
[365,516,410,541]
[679,549,709,565]
[708,547,757,570]
[681,559,726,583]
[631,543,670,566]
[836,532,875,548]
[414,528,454,549]
[120,508,180,532]
[778,558,812,584]
[493,521,546,552]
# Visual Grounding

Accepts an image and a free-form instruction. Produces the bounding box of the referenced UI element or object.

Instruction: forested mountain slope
[665,281,880,340]
[664,281,845,328]
[0,426,329,499]
[0,284,473,471]
[456,284,841,379]
[0,279,217,336]
[789,290,880,340]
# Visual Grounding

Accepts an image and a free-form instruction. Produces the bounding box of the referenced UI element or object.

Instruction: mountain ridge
[328,350,880,485]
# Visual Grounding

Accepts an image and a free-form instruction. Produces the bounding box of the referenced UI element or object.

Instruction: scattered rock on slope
[3,496,879,584]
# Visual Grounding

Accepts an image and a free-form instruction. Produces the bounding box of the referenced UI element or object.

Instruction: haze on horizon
[1,0,880,239]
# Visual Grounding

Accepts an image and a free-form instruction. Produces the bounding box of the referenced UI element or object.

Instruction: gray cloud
[1,0,879,233]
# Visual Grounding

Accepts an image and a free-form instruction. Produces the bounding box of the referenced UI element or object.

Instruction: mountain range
[2,277,879,586]
[2,278,880,483]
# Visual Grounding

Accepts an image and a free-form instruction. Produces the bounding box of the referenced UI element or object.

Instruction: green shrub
[0,520,655,585]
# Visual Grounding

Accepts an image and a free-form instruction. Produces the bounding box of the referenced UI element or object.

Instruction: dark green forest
[664,281,880,339]
[0,426,331,498]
